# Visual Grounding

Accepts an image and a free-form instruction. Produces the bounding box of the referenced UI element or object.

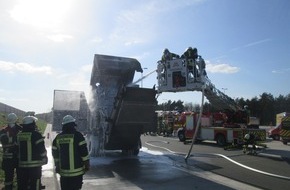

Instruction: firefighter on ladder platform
[0,113,22,190]
[181,47,199,81]
[161,48,180,62]
[17,116,48,190]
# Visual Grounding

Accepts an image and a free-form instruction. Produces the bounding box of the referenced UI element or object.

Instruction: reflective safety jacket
[181,48,198,60]
[52,127,89,177]
[17,129,47,168]
[0,124,22,160]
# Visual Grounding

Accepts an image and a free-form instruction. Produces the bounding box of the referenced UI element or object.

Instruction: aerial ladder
[155,53,265,160]
[156,56,242,112]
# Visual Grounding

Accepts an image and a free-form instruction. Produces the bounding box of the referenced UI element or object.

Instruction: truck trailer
[52,90,89,133]
[88,54,157,156]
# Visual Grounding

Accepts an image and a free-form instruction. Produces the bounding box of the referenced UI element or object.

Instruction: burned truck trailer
[89,54,157,156]
[52,90,89,133]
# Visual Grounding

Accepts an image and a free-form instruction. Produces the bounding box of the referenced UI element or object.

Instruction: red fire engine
[177,111,266,146]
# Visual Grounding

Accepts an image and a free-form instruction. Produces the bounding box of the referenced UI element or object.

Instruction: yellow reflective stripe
[79,140,87,146]
[3,155,13,159]
[8,136,12,143]
[40,152,47,157]
[36,179,40,190]
[281,129,290,137]
[18,132,32,161]
[52,146,57,150]
[60,171,85,177]
[19,160,44,167]
[70,138,74,171]
[3,152,13,156]
[2,144,15,148]
[82,155,89,161]
[61,167,84,173]
[35,138,44,145]
[282,117,290,121]
[19,163,43,167]
[4,181,13,185]
[60,167,85,177]
[57,135,76,172]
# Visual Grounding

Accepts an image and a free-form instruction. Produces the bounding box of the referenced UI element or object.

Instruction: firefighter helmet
[62,115,76,125]
[244,134,250,140]
[7,113,18,124]
[163,48,169,54]
[22,116,38,125]
[186,47,193,51]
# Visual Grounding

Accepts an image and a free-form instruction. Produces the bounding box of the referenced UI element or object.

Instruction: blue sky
[0,0,289,113]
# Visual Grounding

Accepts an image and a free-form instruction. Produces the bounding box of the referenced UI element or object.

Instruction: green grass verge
[0,150,3,186]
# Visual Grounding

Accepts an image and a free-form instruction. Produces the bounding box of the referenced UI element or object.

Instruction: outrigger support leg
[185,86,205,162]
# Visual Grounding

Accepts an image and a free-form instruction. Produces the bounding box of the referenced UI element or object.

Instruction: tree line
[157,92,290,126]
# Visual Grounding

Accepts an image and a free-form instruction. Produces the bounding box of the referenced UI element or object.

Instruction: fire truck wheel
[178,130,186,142]
[273,135,280,141]
[216,134,226,146]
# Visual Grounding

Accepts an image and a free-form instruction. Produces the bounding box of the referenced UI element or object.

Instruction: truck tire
[273,135,280,141]
[216,134,226,146]
[178,130,186,142]
[133,138,142,156]
[283,140,287,145]
[133,148,140,155]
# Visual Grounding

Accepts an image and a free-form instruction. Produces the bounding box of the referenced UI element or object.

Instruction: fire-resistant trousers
[2,158,18,190]
[17,167,42,190]
[60,175,83,190]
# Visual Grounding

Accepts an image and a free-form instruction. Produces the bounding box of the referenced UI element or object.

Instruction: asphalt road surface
[141,134,290,190]
[42,125,290,190]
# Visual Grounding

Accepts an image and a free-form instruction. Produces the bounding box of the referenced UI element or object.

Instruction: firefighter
[181,47,198,60]
[243,133,257,154]
[17,116,47,190]
[0,113,22,190]
[197,55,207,77]
[161,48,180,62]
[52,115,90,190]
[181,47,199,79]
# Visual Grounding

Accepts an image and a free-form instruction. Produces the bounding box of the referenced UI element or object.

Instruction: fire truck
[280,115,290,145]
[156,111,188,136]
[177,111,266,146]
[156,53,266,146]
[268,112,290,142]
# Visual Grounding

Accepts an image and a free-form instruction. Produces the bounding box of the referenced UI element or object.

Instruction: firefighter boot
[242,145,247,154]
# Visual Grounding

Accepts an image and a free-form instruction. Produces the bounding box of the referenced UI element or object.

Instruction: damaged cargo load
[88,54,157,156]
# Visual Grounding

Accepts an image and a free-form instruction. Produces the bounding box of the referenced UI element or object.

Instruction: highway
[141,134,290,190]
[41,124,290,190]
